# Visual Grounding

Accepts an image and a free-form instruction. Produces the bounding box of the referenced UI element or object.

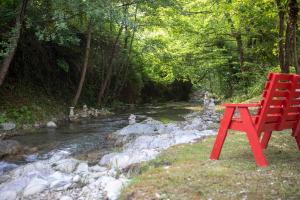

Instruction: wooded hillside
[1,0,299,108]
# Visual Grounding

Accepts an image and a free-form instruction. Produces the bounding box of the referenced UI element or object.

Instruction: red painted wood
[261,131,272,149]
[224,103,261,107]
[210,72,300,167]
[238,107,268,167]
[296,136,300,150]
[210,107,235,160]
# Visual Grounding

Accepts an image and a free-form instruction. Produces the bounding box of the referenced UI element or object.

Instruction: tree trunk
[226,13,244,69]
[72,22,92,107]
[0,0,28,87]
[235,32,244,68]
[275,0,287,73]
[285,0,299,73]
[97,25,123,105]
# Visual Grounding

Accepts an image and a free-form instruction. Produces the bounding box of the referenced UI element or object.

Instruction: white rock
[23,178,48,197]
[0,190,17,200]
[48,171,73,190]
[0,122,16,131]
[100,149,159,169]
[72,175,81,182]
[90,171,107,179]
[98,176,127,200]
[53,158,78,173]
[75,162,89,174]
[50,179,71,190]
[47,121,57,128]
[89,165,107,172]
[60,196,73,200]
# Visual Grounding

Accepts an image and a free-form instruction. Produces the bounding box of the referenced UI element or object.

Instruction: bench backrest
[255,73,300,133]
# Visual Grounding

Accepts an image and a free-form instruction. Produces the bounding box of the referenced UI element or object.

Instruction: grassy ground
[121,131,300,200]
[0,85,68,128]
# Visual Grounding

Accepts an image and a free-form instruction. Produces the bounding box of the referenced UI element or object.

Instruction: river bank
[0,102,220,200]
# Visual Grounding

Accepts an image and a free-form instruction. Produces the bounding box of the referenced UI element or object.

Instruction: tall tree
[0,0,28,87]
[97,25,123,105]
[72,21,92,107]
[275,0,287,73]
[284,0,299,73]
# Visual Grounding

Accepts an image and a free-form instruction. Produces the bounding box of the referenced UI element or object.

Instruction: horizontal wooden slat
[229,120,245,131]
[224,103,261,107]
[272,90,289,97]
[262,121,296,131]
[286,113,299,121]
[280,121,297,129]
[265,115,281,123]
[267,107,283,114]
[275,82,291,89]
[294,92,300,98]
[270,99,286,106]
[270,99,287,106]
[274,73,293,81]
[294,84,300,89]
[261,123,277,130]
[290,99,300,105]
[287,107,300,113]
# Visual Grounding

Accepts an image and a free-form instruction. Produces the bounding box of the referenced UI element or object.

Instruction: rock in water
[23,178,49,197]
[46,121,57,128]
[0,122,16,131]
[0,140,22,158]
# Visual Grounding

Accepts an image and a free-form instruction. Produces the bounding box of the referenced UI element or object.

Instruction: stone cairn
[201,91,220,128]
[69,105,112,122]
[128,114,136,125]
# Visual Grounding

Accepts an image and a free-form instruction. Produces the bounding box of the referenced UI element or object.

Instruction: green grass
[0,85,68,128]
[121,131,300,200]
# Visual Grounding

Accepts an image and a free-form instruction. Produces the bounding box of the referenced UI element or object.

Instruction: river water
[7,103,200,166]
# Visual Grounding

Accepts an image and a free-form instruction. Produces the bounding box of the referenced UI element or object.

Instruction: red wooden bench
[210,72,300,167]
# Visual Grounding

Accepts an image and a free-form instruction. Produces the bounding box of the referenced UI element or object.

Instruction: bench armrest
[224,103,261,108]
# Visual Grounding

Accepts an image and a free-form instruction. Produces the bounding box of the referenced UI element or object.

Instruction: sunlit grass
[121,131,300,200]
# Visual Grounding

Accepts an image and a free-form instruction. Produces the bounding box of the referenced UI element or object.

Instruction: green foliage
[0,113,7,124]
[57,58,69,72]
[0,0,295,112]
[8,106,34,124]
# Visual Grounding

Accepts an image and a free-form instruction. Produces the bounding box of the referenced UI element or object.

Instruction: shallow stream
[6,103,200,166]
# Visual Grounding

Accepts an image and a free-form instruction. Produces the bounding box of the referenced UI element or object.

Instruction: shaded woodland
[1,0,300,109]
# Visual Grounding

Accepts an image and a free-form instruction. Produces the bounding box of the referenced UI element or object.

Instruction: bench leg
[261,131,272,149]
[239,108,268,167]
[246,130,268,167]
[210,107,235,160]
[296,136,300,150]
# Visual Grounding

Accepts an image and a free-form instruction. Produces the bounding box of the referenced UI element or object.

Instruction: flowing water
[6,103,201,167]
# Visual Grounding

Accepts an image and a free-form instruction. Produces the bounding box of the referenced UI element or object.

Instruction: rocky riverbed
[0,103,220,200]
